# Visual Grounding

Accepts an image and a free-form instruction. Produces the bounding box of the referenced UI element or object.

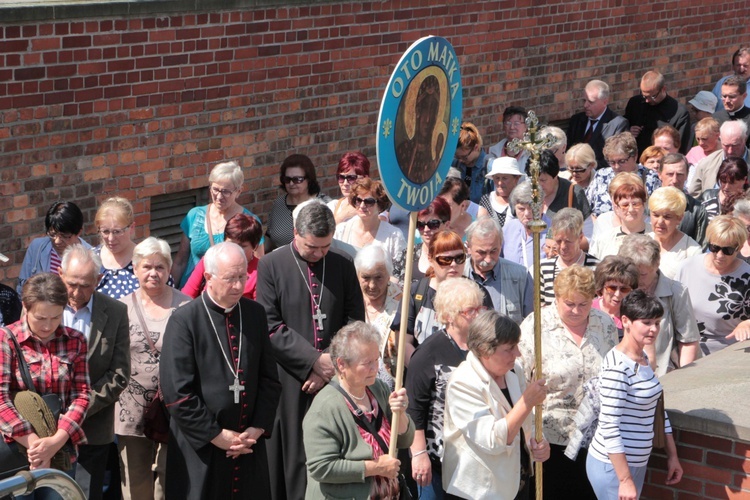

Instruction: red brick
[680,432,734,453]
[681,460,733,485]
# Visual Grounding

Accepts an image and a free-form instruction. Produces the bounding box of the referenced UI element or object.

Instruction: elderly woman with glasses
[264,154,329,253]
[519,266,617,499]
[327,151,371,224]
[676,215,750,355]
[502,181,551,269]
[565,143,597,190]
[443,310,549,500]
[487,106,531,172]
[699,157,749,222]
[592,256,640,339]
[172,161,262,287]
[617,235,700,376]
[646,187,701,279]
[17,201,91,295]
[586,131,660,217]
[334,178,406,283]
[406,278,486,499]
[590,173,650,260]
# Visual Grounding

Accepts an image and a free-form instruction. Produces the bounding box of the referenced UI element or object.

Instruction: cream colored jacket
[442,352,534,500]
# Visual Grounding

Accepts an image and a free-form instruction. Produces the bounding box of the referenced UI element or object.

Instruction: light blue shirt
[63,293,94,340]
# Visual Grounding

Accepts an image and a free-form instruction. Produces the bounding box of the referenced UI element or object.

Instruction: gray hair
[510,181,537,207]
[204,241,247,276]
[734,198,750,219]
[61,244,102,278]
[467,309,521,358]
[354,244,393,276]
[209,161,244,191]
[465,217,502,246]
[586,79,610,100]
[617,234,661,267]
[292,198,327,225]
[295,202,335,238]
[661,153,688,172]
[132,236,173,269]
[434,277,483,324]
[720,119,749,141]
[540,126,567,151]
[550,208,584,237]
[330,321,382,374]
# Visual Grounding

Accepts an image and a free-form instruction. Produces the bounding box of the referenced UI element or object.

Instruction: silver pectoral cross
[229,378,245,404]
[313,307,327,331]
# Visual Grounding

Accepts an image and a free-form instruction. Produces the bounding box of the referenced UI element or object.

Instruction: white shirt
[63,293,94,339]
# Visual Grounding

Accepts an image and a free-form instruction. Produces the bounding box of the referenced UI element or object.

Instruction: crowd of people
[1,55,750,500]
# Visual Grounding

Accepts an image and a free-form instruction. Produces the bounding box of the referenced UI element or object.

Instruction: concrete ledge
[661,340,750,442]
[0,0,338,23]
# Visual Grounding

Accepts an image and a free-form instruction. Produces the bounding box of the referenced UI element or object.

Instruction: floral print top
[518,306,617,446]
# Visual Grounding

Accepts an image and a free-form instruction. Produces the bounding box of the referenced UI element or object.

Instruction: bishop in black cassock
[256,203,364,500]
[160,242,281,500]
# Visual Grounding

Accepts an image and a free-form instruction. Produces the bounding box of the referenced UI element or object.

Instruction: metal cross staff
[507,111,556,500]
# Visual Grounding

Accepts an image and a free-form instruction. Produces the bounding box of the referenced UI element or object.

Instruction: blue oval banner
[377,36,462,212]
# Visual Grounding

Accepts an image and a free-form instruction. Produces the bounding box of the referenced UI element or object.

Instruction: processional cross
[506,111,556,500]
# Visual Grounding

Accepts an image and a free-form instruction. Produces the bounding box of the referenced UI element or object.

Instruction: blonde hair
[554,265,596,301]
[648,186,687,218]
[95,197,134,228]
[565,143,597,169]
[434,278,483,324]
[706,215,748,249]
[608,172,645,200]
[695,117,720,136]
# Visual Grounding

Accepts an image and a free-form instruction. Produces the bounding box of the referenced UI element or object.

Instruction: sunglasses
[434,253,467,266]
[567,168,588,174]
[353,196,377,207]
[337,174,359,183]
[604,284,632,295]
[417,219,444,231]
[283,176,307,185]
[708,243,737,256]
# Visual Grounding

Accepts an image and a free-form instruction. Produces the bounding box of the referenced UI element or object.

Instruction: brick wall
[644,428,750,499]
[1,0,750,284]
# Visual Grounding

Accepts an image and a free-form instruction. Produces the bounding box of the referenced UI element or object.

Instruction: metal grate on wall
[149,188,209,256]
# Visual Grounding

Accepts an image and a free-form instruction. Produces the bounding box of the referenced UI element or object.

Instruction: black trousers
[75,443,110,500]
[542,444,597,500]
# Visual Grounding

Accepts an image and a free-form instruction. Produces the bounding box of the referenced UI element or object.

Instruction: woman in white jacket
[442,310,550,500]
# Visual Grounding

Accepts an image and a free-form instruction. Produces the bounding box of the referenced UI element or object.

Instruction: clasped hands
[211,427,265,459]
[302,353,335,394]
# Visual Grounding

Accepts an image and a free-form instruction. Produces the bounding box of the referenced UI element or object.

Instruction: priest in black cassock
[256,202,365,500]
[160,242,281,500]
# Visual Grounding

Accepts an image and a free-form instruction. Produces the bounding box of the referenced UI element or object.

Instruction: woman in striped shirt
[586,290,683,499]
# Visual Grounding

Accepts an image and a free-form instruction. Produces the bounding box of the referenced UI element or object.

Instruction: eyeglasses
[216,274,249,285]
[604,284,633,295]
[617,201,644,210]
[337,174,359,183]
[460,306,486,318]
[708,243,737,256]
[434,253,467,266]
[416,219,444,231]
[283,176,307,185]
[353,196,377,208]
[503,120,525,129]
[607,156,633,167]
[98,228,127,238]
[641,88,663,102]
[455,148,472,161]
[47,231,76,241]
[210,186,237,198]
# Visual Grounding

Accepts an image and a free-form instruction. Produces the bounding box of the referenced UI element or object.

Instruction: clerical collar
[204,290,238,314]
[729,105,746,117]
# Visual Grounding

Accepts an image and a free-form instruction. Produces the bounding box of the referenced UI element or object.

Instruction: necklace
[201,294,244,404]
[290,243,327,331]
[342,385,367,402]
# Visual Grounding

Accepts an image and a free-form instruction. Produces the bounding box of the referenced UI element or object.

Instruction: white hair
[720,119,749,141]
[209,161,244,191]
[132,237,173,269]
[354,244,393,276]
[61,244,102,278]
[204,241,247,276]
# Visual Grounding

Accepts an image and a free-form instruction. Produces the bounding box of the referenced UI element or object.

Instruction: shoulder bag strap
[2,327,37,393]
[568,182,575,208]
[413,277,430,315]
[131,292,159,356]
[329,380,388,453]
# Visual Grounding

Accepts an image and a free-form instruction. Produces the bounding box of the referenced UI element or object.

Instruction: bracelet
[411,450,428,458]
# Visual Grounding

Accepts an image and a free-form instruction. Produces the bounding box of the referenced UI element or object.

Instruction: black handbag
[331,381,413,500]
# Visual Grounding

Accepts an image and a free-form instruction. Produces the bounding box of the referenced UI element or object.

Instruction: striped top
[539,253,599,306]
[589,348,671,467]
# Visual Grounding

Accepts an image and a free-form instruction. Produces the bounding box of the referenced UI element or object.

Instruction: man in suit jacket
[60,244,130,500]
[567,80,629,169]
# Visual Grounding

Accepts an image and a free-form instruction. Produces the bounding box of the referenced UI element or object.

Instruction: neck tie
[583,119,598,143]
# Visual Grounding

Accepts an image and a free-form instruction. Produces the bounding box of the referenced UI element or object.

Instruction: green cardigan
[303,377,415,499]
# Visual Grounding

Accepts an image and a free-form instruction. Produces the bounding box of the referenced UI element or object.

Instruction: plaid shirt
[0,320,90,445]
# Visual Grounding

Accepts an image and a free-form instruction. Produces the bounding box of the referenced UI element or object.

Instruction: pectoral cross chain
[229,378,245,404]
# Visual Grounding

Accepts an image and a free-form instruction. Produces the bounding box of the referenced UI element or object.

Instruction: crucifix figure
[312,307,327,331]
[229,378,245,404]
[506,110,555,500]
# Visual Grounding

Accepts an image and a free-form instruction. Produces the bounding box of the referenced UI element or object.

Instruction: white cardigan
[442,352,535,500]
